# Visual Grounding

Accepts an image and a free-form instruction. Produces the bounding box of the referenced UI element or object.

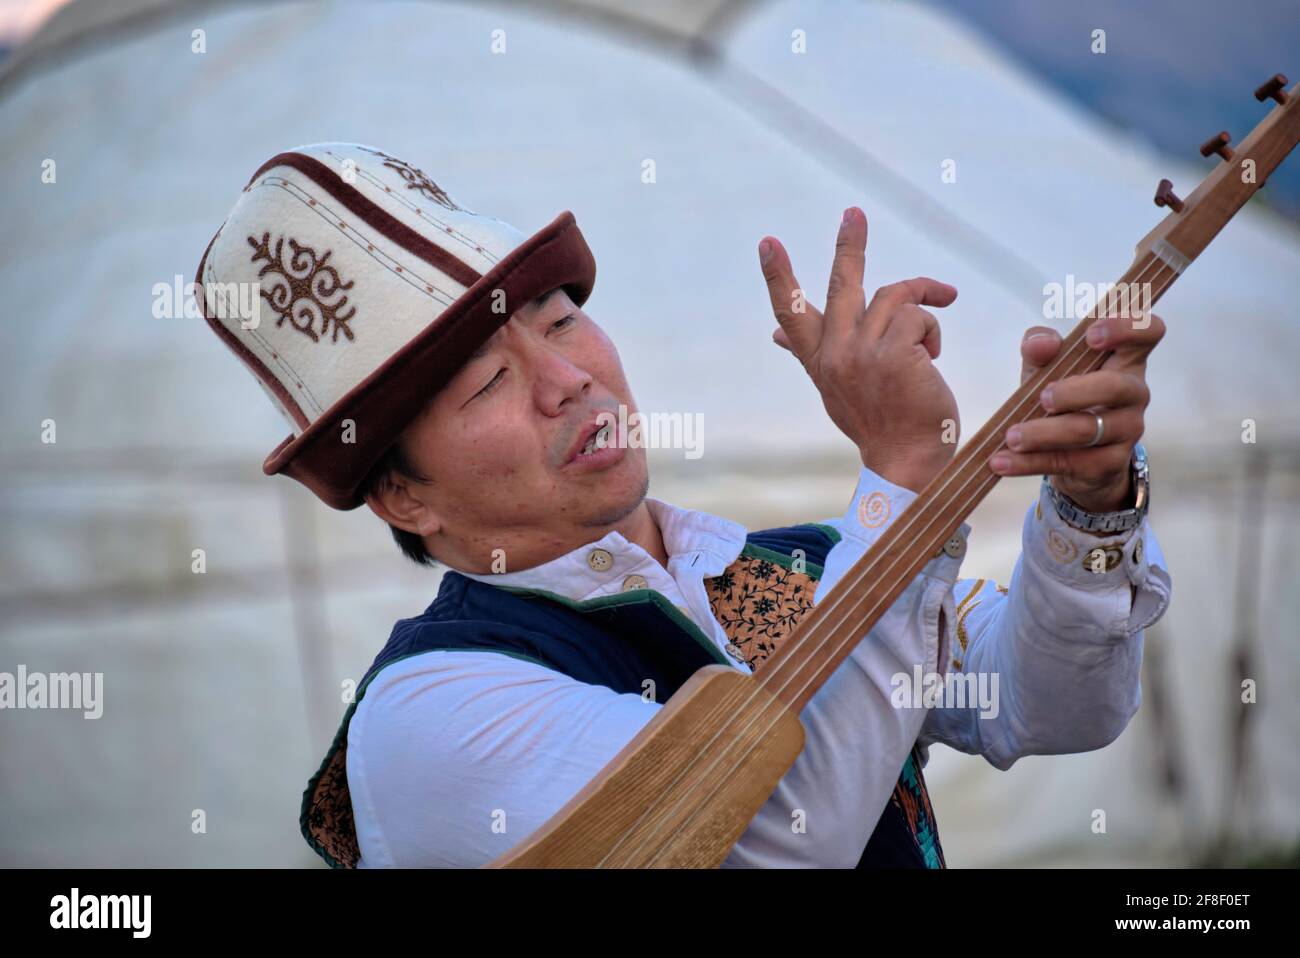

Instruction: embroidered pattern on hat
[364,148,464,211]
[247,232,358,344]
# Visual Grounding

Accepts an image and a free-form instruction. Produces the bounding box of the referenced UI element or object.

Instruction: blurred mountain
[929,0,1300,219]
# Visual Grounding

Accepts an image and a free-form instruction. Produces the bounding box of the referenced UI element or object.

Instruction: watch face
[1131,442,1149,511]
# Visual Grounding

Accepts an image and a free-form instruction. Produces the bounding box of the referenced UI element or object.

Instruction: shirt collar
[458,497,747,601]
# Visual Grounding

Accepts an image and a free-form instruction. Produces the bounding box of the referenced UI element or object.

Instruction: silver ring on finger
[1086,412,1105,447]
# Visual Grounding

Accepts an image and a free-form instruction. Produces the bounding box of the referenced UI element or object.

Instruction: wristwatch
[1042,442,1149,534]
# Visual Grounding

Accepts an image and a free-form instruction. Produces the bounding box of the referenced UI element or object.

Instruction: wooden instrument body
[487,665,804,868]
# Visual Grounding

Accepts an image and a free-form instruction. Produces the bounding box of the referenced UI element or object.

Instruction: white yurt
[1,0,1297,866]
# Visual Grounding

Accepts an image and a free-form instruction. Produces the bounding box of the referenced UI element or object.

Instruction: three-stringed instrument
[488,75,1300,868]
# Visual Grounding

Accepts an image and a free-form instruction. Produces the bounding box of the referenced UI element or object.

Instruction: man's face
[372,287,649,571]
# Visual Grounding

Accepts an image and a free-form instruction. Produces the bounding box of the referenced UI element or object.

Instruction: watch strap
[1042,444,1150,534]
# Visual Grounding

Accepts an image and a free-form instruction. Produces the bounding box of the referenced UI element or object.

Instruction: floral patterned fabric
[705,550,820,672]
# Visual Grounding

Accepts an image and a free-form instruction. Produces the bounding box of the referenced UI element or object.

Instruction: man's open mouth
[580,423,613,455]
[576,423,610,459]
[565,417,620,465]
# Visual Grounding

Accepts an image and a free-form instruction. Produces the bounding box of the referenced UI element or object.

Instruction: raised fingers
[760,235,823,361]
[823,207,867,345]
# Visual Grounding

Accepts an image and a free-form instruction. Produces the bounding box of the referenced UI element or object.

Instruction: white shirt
[347,466,1172,868]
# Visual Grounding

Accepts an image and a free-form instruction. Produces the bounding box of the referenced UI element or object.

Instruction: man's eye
[476,369,505,398]
[550,314,575,332]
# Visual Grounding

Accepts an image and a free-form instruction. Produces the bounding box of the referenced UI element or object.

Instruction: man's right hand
[758,206,961,493]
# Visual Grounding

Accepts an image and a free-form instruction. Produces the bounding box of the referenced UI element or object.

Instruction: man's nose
[531,346,593,416]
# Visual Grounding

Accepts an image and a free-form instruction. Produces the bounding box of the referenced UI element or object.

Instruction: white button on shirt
[346,465,1172,868]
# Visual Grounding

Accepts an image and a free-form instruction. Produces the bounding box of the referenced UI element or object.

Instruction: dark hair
[357,440,436,567]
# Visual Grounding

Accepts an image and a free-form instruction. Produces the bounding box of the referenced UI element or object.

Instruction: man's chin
[576,466,651,529]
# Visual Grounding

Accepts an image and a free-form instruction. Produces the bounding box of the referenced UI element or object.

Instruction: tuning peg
[1154,179,1184,213]
[1254,73,1289,105]
[1199,131,1235,161]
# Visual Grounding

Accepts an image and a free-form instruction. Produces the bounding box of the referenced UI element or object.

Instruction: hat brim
[259,209,596,509]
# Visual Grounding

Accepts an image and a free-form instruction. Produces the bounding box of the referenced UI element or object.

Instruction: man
[198,143,1171,869]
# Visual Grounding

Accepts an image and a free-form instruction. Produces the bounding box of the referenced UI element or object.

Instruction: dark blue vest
[301,523,944,868]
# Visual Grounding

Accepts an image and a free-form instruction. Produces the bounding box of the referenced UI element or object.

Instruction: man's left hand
[988,313,1166,513]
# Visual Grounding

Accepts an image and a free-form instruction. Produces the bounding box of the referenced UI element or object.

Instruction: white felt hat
[196,142,596,508]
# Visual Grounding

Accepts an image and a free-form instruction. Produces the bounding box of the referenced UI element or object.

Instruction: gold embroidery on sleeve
[956,601,981,652]
[953,580,1008,652]
[956,579,985,613]
[954,579,986,653]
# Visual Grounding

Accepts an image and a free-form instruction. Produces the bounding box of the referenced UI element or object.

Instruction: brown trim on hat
[249,152,483,289]
[194,230,311,431]
[264,209,597,510]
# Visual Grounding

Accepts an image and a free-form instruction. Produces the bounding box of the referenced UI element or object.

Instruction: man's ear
[363,473,442,538]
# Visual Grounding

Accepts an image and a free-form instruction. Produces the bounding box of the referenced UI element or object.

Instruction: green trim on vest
[493,584,733,668]
[737,541,826,580]
[806,522,843,546]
